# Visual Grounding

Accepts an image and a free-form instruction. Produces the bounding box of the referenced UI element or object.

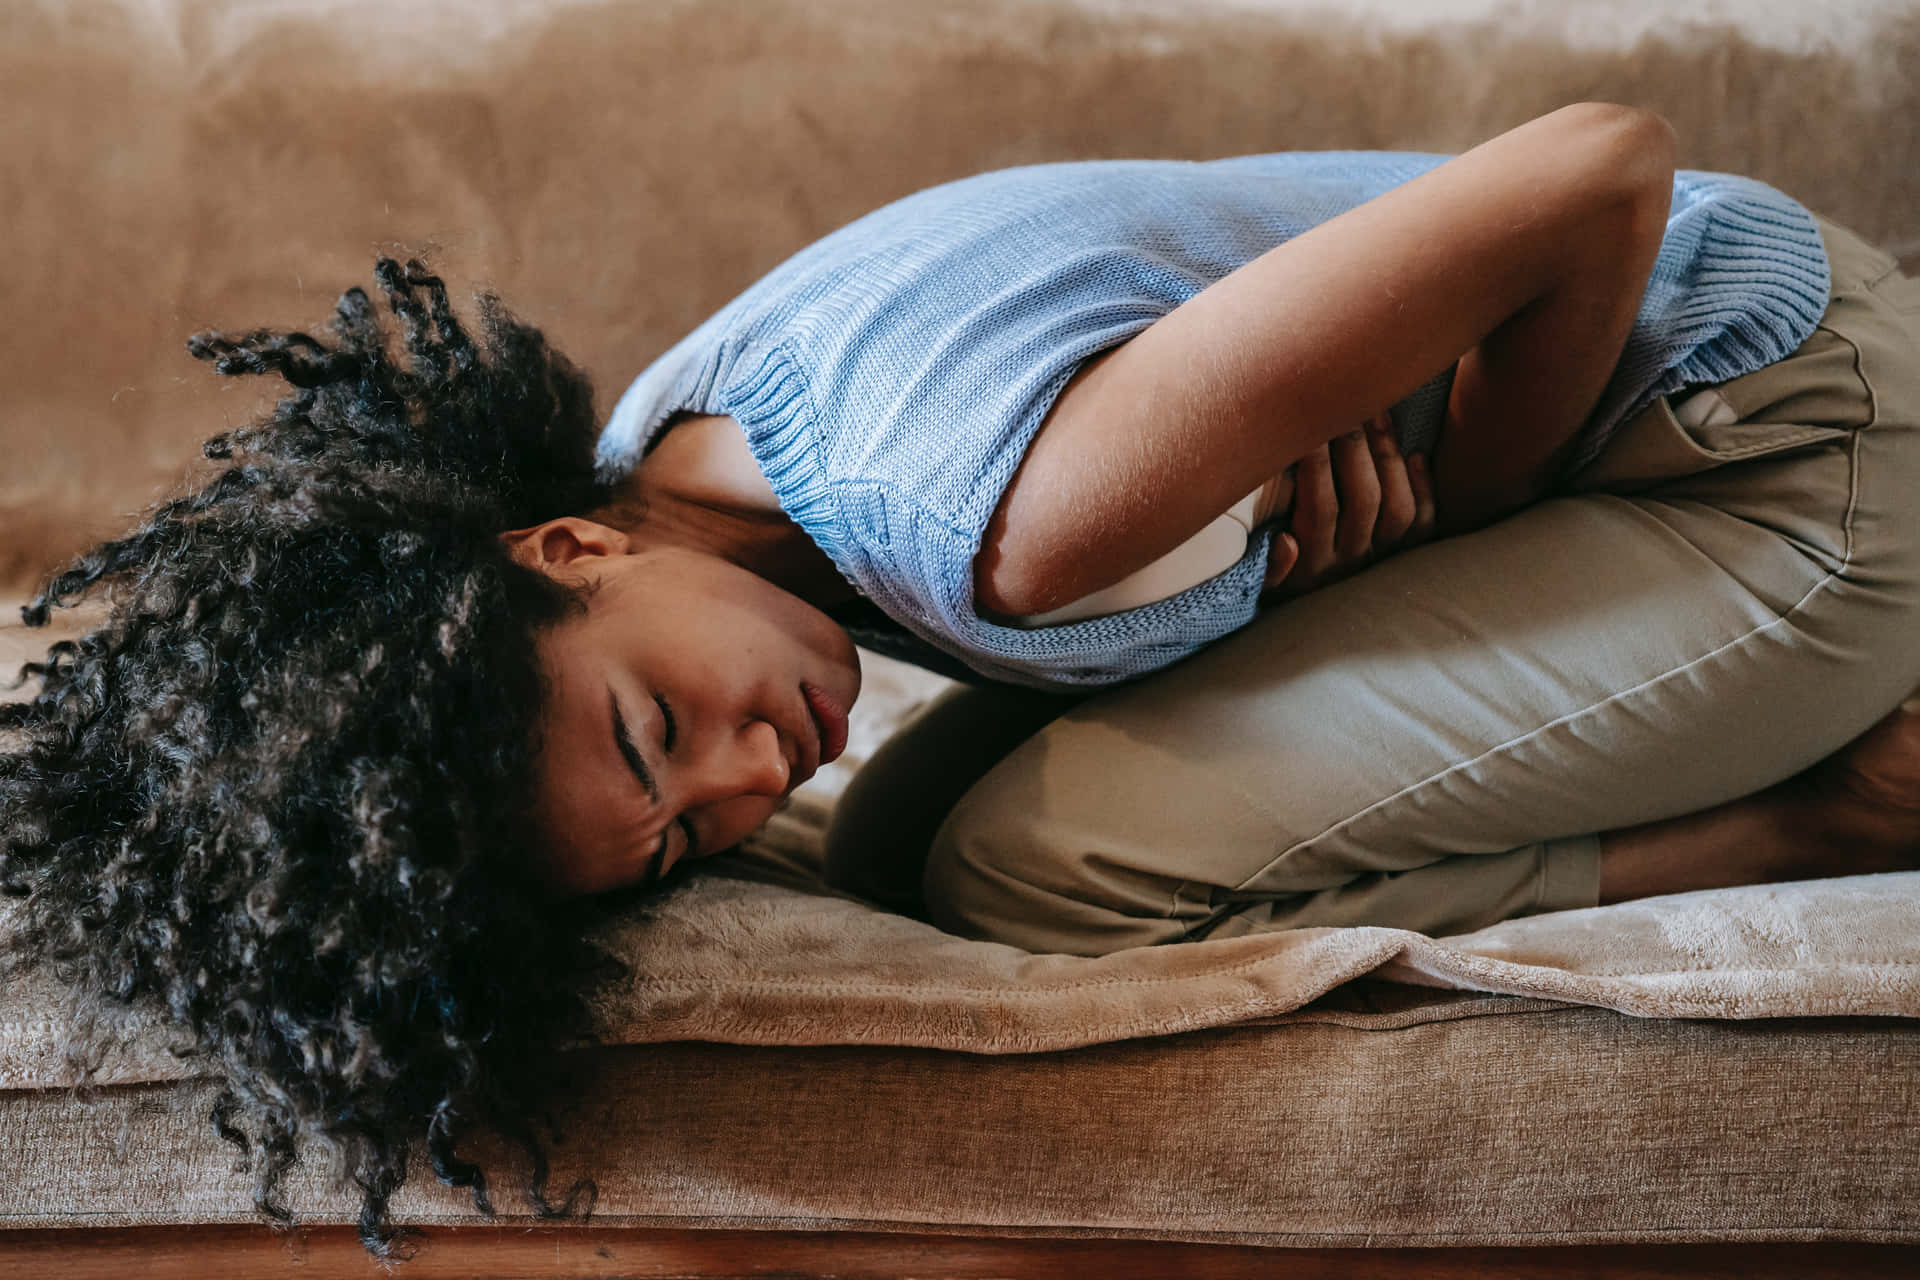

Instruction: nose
[681,718,790,809]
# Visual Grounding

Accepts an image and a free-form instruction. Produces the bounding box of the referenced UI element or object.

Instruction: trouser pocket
[1569,326,1862,496]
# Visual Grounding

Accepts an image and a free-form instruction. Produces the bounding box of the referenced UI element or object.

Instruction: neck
[586,472,857,612]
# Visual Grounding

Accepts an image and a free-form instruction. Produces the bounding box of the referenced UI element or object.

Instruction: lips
[801,681,850,770]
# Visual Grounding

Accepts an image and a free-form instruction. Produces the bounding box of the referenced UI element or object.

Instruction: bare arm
[1429,120,1674,534]
[975,102,1678,619]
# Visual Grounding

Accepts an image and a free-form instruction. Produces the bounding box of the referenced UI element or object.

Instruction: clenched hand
[1261,413,1437,603]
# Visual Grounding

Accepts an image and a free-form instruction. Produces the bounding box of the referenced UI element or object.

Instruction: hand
[1260,413,1436,602]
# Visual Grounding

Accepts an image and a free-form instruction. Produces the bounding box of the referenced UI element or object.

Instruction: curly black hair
[0,259,626,1258]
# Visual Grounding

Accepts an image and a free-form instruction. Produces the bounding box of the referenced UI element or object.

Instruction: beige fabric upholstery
[7,991,1919,1242]
[7,0,1920,1246]
[3,0,1917,594]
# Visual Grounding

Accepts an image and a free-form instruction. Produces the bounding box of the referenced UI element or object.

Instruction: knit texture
[596,152,1830,689]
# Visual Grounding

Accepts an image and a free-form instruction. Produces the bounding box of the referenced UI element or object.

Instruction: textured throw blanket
[578,862,1920,1056]
[5,863,1918,1087]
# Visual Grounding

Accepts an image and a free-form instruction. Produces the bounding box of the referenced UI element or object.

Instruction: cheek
[528,723,633,895]
[526,801,614,898]
[705,793,786,854]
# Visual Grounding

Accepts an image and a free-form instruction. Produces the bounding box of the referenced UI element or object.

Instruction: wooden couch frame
[2,1227,1916,1279]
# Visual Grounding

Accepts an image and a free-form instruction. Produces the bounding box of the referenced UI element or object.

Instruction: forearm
[979,103,1682,618]
[1429,146,1675,535]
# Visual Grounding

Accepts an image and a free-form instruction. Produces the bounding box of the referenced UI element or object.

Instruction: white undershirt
[1005,483,1269,628]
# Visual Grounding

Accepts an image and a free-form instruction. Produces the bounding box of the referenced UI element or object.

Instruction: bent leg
[924,214,1920,955]
[823,681,1082,920]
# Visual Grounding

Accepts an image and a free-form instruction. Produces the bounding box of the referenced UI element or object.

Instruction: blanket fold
[5,851,1916,1091]
[572,865,1920,1058]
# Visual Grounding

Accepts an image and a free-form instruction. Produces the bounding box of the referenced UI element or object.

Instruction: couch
[6,1,1920,1275]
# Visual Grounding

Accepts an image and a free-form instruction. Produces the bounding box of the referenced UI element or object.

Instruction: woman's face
[505,518,862,897]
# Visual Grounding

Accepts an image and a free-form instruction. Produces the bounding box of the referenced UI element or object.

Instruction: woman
[4,102,1915,1253]
[531,100,1920,952]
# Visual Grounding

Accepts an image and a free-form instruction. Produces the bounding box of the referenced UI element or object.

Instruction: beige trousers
[827,214,1920,955]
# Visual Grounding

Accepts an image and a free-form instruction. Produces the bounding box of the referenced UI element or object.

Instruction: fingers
[1407,450,1437,545]
[1261,530,1300,595]
[1328,427,1381,563]
[1288,442,1340,587]
[1261,444,1336,602]
[1262,416,1440,605]
[1366,415,1418,551]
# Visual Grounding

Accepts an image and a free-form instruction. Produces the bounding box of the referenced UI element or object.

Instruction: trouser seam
[1217,425,1867,904]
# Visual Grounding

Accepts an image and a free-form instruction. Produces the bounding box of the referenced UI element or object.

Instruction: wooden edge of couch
[1,1227,1916,1279]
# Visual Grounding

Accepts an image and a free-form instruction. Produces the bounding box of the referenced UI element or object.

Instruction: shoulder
[638,412,782,515]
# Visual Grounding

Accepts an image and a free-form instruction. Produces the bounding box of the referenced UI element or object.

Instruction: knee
[920,790,1045,948]
[923,767,1191,957]
[824,681,1081,920]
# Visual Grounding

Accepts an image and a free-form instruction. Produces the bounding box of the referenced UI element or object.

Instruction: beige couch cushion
[6,991,1918,1244]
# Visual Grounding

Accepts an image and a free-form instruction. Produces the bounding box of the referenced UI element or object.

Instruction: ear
[498,517,633,574]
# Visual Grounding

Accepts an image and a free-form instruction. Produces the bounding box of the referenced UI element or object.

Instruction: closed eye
[655,693,677,753]
[610,689,675,889]
[651,694,695,867]
[614,691,698,886]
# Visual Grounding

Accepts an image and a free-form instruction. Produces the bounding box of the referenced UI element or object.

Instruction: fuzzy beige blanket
[5,863,1918,1088]
[4,650,1917,1092]
[579,861,1920,1055]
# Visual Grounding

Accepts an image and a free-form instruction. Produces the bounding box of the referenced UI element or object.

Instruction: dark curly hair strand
[0,259,625,1258]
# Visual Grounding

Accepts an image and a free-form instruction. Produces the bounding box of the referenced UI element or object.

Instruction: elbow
[1607,106,1677,209]
[1559,102,1678,212]
[972,545,1049,622]
[1553,101,1676,149]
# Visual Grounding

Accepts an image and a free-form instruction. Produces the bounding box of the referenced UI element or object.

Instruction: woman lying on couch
[5,102,1918,1256]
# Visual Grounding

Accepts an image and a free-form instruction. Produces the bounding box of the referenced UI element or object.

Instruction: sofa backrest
[4,0,1916,592]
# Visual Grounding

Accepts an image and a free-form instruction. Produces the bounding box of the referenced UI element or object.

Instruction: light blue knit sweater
[596,151,1832,690]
